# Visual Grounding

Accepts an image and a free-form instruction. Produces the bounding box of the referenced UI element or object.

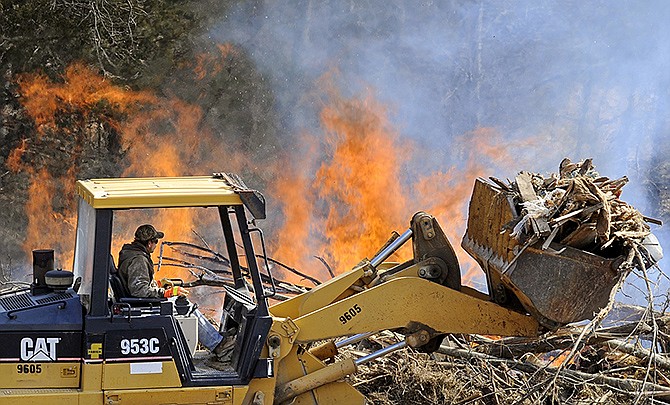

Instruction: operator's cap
[134,224,164,242]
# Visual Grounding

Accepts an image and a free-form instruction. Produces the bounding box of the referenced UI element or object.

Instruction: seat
[109,256,164,306]
[109,256,129,299]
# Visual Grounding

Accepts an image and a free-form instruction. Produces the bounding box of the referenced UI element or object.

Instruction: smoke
[208,1,670,299]
[210,1,668,182]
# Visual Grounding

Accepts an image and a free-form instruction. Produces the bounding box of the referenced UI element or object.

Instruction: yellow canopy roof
[76,174,258,211]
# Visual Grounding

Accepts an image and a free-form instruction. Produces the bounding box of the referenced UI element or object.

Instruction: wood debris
[496,158,660,273]
[346,303,670,404]
[155,239,313,301]
[463,158,664,328]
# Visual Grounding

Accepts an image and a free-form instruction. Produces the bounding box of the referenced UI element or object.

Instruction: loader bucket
[499,242,622,328]
[461,178,624,329]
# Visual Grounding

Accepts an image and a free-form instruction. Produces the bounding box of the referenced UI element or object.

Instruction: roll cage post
[219,205,269,317]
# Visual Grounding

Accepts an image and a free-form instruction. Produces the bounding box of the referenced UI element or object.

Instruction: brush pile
[348,304,670,404]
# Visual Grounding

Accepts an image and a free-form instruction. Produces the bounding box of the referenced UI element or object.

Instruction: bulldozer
[0,172,662,404]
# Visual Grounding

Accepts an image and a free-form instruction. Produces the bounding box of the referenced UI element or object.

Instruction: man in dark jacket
[117,224,187,298]
[118,224,234,362]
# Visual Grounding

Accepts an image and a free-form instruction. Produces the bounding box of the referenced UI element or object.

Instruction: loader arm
[271,211,538,343]
[268,212,539,404]
[271,211,463,320]
[269,274,538,404]
[290,276,538,344]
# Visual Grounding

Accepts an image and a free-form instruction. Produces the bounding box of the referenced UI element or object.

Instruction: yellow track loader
[0,173,661,404]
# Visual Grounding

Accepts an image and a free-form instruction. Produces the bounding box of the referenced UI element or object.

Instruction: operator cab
[72,174,275,387]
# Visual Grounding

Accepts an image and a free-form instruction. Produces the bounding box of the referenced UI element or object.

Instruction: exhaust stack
[31,249,54,295]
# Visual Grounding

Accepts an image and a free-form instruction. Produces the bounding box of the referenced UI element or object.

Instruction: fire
[266,156,314,273]
[269,91,528,287]
[12,53,532,292]
[541,349,580,368]
[18,63,156,132]
[315,95,410,271]
[193,43,239,81]
[13,61,244,272]
[6,139,28,172]
[548,351,572,367]
[21,169,77,269]
[268,93,411,281]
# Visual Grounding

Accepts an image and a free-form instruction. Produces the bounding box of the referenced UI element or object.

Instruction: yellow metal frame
[76,176,244,209]
[102,361,182,390]
[0,362,80,389]
[103,386,242,405]
[270,261,371,319]
[270,255,538,343]
[275,346,366,404]
[0,388,82,405]
[291,276,538,343]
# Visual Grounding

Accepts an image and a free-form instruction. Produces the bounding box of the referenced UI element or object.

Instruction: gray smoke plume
[208,1,669,302]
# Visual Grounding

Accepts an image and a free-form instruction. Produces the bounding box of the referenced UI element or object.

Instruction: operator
[117,224,235,363]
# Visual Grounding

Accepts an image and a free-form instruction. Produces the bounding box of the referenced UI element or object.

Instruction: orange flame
[14,62,244,272]
[18,63,156,132]
[315,94,411,271]
[13,55,535,294]
[6,139,28,172]
[268,90,531,288]
[268,92,411,281]
[543,349,580,368]
[22,169,78,269]
[193,43,239,81]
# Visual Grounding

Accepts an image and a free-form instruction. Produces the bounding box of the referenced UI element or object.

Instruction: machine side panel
[0,331,82,389]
